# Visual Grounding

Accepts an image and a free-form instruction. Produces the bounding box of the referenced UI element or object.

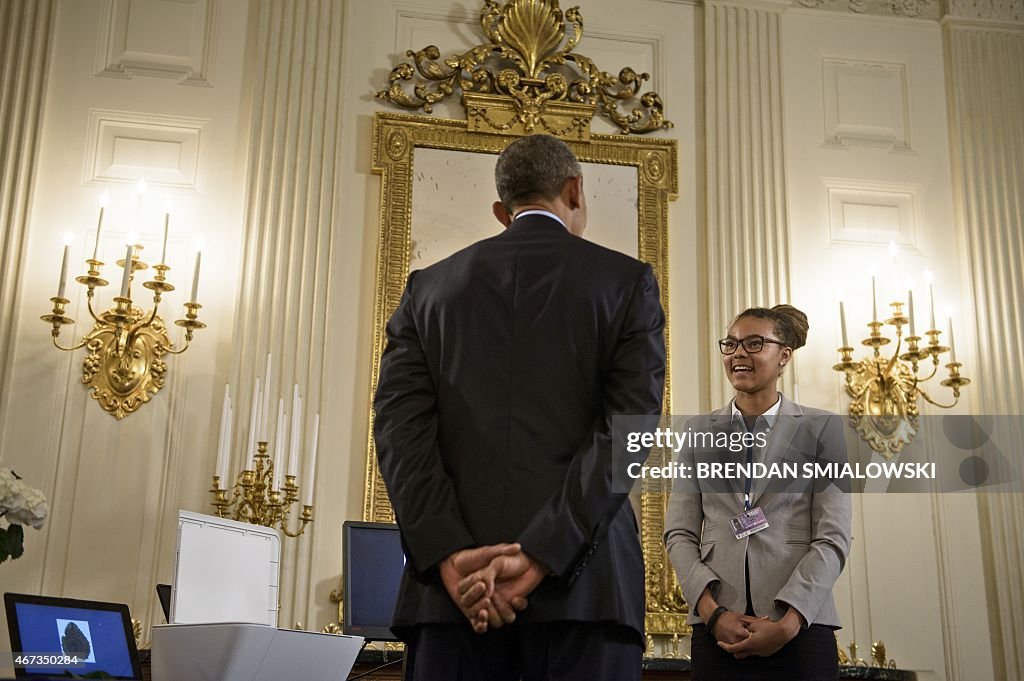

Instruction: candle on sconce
[871,276,878,322]
[929,285,937,331]
[57,233,72,298]
[119,244,134,297]
[93,192,109,260]
[160,203,171,265]
[948,318,957,363]
[260,354,272,442]
[189,249,202,302]
[246,377,260,470]
[222,403,232,482]
[216,384,230,484]
[907,290,916,336]
[288,384,301,478]
[274,398,285,489]
[839,301,848,347]
[924,270,936,330]
[303,413,319,506]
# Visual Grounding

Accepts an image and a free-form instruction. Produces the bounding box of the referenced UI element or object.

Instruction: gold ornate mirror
[358,0,687,640]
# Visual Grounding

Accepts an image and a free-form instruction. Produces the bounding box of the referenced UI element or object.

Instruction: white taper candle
[303,413,319,506]
[189,250,202,302]
[948,318,957,363]
[57,239,71,298]
[246,377,260,470]
[222,403,232,482]
[216,384,230,483]
[288,384,301,478]
[119,244,133,297]
[871,276,878,322]
[93,192,109,261]
[929,284,937,331]
[274,398,285,489]
[160,211,170,265]
[260,354,272,442]
[907,290,916,336]
[839,301,848,347]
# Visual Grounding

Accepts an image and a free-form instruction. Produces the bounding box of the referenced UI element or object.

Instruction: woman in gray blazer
[664,305,852,680]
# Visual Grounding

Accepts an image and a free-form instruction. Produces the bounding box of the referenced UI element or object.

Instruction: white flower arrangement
[0,466,48,563]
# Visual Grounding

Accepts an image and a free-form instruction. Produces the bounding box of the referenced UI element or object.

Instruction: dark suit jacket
[373,214,666,641]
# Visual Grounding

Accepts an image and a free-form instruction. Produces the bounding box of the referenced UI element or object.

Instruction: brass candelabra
[210,442,314,537]
[41,245,204,419]
[834,297,970,457]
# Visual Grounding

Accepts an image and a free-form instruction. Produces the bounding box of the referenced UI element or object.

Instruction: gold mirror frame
[362,110,687,636]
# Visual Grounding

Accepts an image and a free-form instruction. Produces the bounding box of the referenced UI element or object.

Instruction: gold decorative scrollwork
[377,0,673,135]
[80,304,170,420]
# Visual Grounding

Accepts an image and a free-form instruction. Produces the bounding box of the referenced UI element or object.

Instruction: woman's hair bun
[770,304,809,350]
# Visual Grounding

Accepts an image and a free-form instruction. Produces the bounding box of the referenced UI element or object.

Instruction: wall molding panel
[94,0,218,86]
[944,19,1024,680]
[822,57,912,151]
[824,178,921,249]
[82,108,207,188]
[705,0,793,407]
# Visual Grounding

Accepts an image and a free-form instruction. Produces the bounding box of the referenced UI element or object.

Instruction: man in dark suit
[373,133,666,680]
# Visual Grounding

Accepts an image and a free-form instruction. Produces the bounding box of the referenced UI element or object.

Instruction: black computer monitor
[342,521,405,641]
[4,593,143,680]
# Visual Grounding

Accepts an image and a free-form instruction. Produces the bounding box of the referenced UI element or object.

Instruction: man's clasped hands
[440,543,547,634]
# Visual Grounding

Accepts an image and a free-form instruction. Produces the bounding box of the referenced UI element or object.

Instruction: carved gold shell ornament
[377,0,673,136]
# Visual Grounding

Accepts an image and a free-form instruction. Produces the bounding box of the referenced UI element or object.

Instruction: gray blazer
[663,395,852,628]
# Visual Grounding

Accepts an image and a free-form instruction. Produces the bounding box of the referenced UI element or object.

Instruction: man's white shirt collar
[513,209,567,230]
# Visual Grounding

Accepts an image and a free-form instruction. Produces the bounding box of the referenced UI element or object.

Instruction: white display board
[171,511,281,626]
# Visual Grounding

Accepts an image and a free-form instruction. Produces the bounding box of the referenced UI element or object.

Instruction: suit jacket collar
[708,393,803,507]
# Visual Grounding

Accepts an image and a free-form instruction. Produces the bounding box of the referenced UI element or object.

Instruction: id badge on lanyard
[730,420,769,540]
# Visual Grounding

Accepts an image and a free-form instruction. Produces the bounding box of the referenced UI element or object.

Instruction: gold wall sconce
[834,271,970,457]
[41,187,204,419]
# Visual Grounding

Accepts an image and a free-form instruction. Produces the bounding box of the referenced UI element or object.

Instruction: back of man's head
[494,134,582,212]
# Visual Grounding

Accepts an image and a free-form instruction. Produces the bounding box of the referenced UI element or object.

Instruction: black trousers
[690,623,839,681]
[402,621,643,681]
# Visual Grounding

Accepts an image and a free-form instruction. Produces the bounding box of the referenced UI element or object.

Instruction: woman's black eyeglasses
[718,335,787,355]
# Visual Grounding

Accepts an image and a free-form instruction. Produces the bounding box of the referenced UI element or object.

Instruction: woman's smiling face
[722,315,791,395]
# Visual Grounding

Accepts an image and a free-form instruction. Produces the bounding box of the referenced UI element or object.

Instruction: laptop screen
[4,593,142,680]
[342,521,405,641]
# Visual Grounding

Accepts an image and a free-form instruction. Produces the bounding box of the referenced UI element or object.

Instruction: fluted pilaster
[0,0,55,424]
[704,0,793,407]
[231,0,343,626]
[944,15,1024,680]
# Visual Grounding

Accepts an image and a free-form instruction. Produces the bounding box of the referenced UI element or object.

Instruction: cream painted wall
[0,0,700,653]
[781,9,994,681]
[1,1,1018,678]
[0,0,253,663]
